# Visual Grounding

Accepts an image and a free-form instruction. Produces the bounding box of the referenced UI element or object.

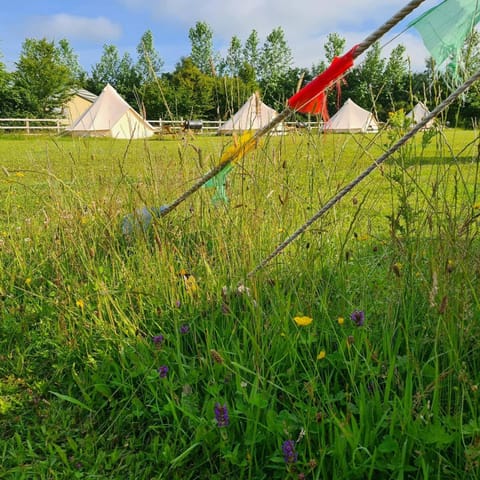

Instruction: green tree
[382,44,409,111]
[89,44,121,93]
[169,57,215,118]
[136,30,164,83]
[57,39,86,84]
[259,27,293,108]
[243,29,261,80]
[346,42,385,114]
[0,55,15,116]
[188,21,215,75]
[88,45,139,104]
[324,33,346,63]
[220,35,243,77]
[13,38,76,117]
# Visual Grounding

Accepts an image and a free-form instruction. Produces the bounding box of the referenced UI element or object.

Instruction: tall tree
[0,54,14,116]
[57,39,86,84]
[243,29,261,80]
[324,33,346,63]
[188,21,215,75]
[382,44,409,110]
[89,44,121,93]
[169,57,215,118]
[88,44,139,103]
[259,27,293,83]
[136,30,164,83]
[220,35,243,77]
[13,38,76,117]
[259,27,293,107]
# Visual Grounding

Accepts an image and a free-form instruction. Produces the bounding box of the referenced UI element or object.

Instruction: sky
[0,0,438,75]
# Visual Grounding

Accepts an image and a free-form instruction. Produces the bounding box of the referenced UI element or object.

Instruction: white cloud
[117,0,431,70]
[26,14,122,43]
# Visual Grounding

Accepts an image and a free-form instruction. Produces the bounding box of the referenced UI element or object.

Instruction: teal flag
[204,163,234,204]
[410,0,480,73]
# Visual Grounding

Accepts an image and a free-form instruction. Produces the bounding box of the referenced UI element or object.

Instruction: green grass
[1,126,480,479]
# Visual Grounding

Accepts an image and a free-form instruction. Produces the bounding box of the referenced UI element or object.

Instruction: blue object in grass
[121,205,167,238]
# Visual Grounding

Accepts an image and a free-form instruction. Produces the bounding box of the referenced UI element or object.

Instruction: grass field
[1,125,480,479]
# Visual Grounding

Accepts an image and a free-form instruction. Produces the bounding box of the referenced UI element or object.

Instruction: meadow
[1,123,480,479]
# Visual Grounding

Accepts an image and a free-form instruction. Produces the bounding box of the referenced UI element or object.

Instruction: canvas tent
[67,84,156,139]
[324,98,379,133]
[406,102,434,129]
[218,92,282,134]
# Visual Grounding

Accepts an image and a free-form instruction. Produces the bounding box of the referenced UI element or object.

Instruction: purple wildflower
[180,324,190,334]
[152,334,164,346]
[282,440,298,464]
[157,365,168,378]
[350,310,365,327]
[214,403,229,427]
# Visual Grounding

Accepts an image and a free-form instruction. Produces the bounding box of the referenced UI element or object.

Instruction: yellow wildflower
[76,299,85,309]
[185,275,198,294]
[15,172,25,177]
[294,316,313,326]
[25,277,32,287]
[337,316,345,325]
[317,350,326,360]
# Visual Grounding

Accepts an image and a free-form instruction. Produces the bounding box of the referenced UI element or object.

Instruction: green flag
[204,163,234,204]
[409,0,480,73]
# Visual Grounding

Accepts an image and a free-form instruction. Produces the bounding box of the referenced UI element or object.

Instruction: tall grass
[1,126,480,479]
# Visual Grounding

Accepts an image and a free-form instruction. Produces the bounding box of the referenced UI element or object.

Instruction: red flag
[288,45,358,119]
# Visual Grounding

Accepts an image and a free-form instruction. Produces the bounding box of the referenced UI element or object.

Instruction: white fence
[0,118,323,135]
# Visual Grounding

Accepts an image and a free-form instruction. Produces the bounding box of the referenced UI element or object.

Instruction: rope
[355,0,427,57]
[160,0,427,216]
[246,69,480,279]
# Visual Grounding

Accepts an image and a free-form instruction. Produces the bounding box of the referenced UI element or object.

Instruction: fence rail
[0,118,323,135]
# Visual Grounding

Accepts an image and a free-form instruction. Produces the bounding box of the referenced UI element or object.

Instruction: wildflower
[337,316,345,325]
[15,171,25,177]
[214,403,229,427]
[317,350,326,360]
[282,440,298,464]
[175,300,181,308]
[294,316,313,326]
[179,270,198,294]
[350,310,365,327]
[25,277,32,287]
[180,324,190,334]
[76,299,84,309]
[152,334,164,346]
[157,365,168,378]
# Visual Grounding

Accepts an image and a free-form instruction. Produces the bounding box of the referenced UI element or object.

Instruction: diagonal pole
[246,68,480,279]
[159,0,427,216]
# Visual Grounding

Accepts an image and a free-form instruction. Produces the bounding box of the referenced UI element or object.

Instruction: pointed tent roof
[67,84,156,139]
[406,101,434,128]
[324,98,379,133]
[218,92,282,134]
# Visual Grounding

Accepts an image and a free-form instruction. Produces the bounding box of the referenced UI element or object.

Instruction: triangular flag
[204,131,256,204]
[204,163,234,204]
[409,0,480,75]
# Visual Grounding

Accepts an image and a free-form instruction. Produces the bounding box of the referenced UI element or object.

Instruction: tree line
[0,23,479,126]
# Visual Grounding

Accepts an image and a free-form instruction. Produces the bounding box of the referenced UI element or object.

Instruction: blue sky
[0,0,436,74]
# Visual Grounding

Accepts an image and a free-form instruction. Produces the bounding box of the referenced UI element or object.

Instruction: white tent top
[406,102,434,128]
[218,92,282,134]
[324,98,379,133]
[67,84,156,139]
